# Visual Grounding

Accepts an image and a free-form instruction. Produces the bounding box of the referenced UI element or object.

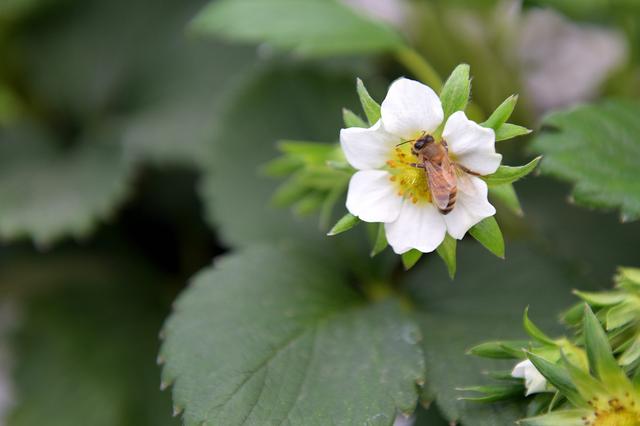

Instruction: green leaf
[495,123,532,141]
[573,290,627,307]
[481,95,518,130]
[436,234,456,279]
[356,78,381,125]
[523,307,556,346]
[530,100,640,221]
[7,254,178,426]
[518,409,592,426]
[402,249,423,270]
[191,0,404,57]
[160,245,425,426]
[342,108,367,128]
[483,157,542,186]
[370,223,388,257]
[489,183,523,216]
[439,64,470,120]
[467,340,529,359]
[199,67,357,248]
[526,352,583,407]
[582,305,628,386]
[327,212,360,236]
[406,243,581,425]
[458,384,523,403]
[468,216,505,258]
[0,126,133,247]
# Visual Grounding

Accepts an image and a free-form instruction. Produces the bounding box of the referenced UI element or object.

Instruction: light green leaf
[356,78,381,125]
[483,157,541,186]
[439,64,470,120]
[489,183,523,216]
[370,223,388,257]
[530,100,640,221]
[582,305,628,387]
[160,245,425,426]
[519,409,591,426]
[436,234,456,279]
[526,352,583,407]
[467,341,529,359]
[573,290,627,307]
[495,123,532,141]
[523,307,556,346]
[468,216,505,258]
[191,0,404,57]
[481,95,518,130]
[605,300,639,329]
[342,108,367,128]
[402,249,422,270]
[0,126,133,247]
[327,212,360,236]
[406,244,580,425]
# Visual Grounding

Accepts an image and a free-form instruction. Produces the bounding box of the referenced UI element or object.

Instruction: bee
[409,134,460,214]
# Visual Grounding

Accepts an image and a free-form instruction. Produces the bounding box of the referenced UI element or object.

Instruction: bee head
[413,134,434,151]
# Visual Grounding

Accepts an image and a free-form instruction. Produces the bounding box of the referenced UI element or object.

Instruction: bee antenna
[396,139,413,147]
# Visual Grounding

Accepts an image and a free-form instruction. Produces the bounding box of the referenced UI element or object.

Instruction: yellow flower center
[586,396,640,426]
[385,143,431,204]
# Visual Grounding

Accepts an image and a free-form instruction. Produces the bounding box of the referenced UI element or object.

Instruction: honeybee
[409,134,465,215]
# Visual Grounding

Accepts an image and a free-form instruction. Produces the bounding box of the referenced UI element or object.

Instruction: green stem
[394,46,443,91]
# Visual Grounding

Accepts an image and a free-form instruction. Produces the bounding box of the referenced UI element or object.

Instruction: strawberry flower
[340,77,501,254]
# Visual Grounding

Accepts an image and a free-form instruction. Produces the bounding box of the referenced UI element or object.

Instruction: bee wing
[424,160,457,211]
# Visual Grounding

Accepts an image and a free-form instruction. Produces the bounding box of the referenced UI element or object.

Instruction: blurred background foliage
[0,0,638,424]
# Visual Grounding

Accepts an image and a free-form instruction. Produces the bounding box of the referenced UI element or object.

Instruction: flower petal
[346,170,402,223]
[443,111,502,175]
[380,77,444,139]
[384,199,446,254]
[444,175,495,239]
[340,120,396,170]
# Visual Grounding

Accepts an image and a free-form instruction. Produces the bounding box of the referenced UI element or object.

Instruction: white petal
[511,360,529,379]
[384,199,446,254]
[444,175,495,239]
[442,111,502,175]
[380,77,444,139]
[346,170,402,223]
[511,360,548,395]
[340,120,397,170]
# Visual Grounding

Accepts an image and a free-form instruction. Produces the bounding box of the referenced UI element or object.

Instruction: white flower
[340,77,501,254]
[511,359,548,396]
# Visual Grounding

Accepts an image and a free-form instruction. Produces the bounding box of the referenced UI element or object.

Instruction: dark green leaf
[160,245,425,426]
[489,184,523,216]
[467,341,529,359]
[468,216,505,258]
[439,64,470,120]
[458,384,523,403]
[530,100,640,221]
[483,157,541,186]
[327,212,360,236]
[370,223,388,257]
[191,0,404,57]
[356,78,381,125]
[436,234,456,279]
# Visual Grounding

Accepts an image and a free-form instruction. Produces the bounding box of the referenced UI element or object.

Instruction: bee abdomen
[440,188,457,215]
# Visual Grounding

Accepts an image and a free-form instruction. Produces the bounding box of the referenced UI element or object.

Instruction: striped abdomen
[439,187,457,215]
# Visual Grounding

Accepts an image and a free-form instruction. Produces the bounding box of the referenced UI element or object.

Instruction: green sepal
[582,305,628,387]
[457,384,523,402]
[518,409,592,426]
[523,307,556,346]
[436,234,456,279]
[526,352,584,407]
[401,249,422,270]
[573,290,627,307]
[562,303,585,326]
[619,337,640,366]
[489,183,523,216]
[370,223,388,257]
[356,78,381,125]
[495,123,532,141]
[293,192,326,216]
[262,156,303,177]
[467,340,528,359]
[483,156,542,186]
[559,351,609,401]
[605,299,638,330]
[469,216,505,259]
[342,108,368,128]
[482,94,518,130]
[327,212,360,236]
[439,63,470,120]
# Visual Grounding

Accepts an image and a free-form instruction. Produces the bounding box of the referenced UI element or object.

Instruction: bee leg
[409,162,425,169]
[457,164,480,176]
